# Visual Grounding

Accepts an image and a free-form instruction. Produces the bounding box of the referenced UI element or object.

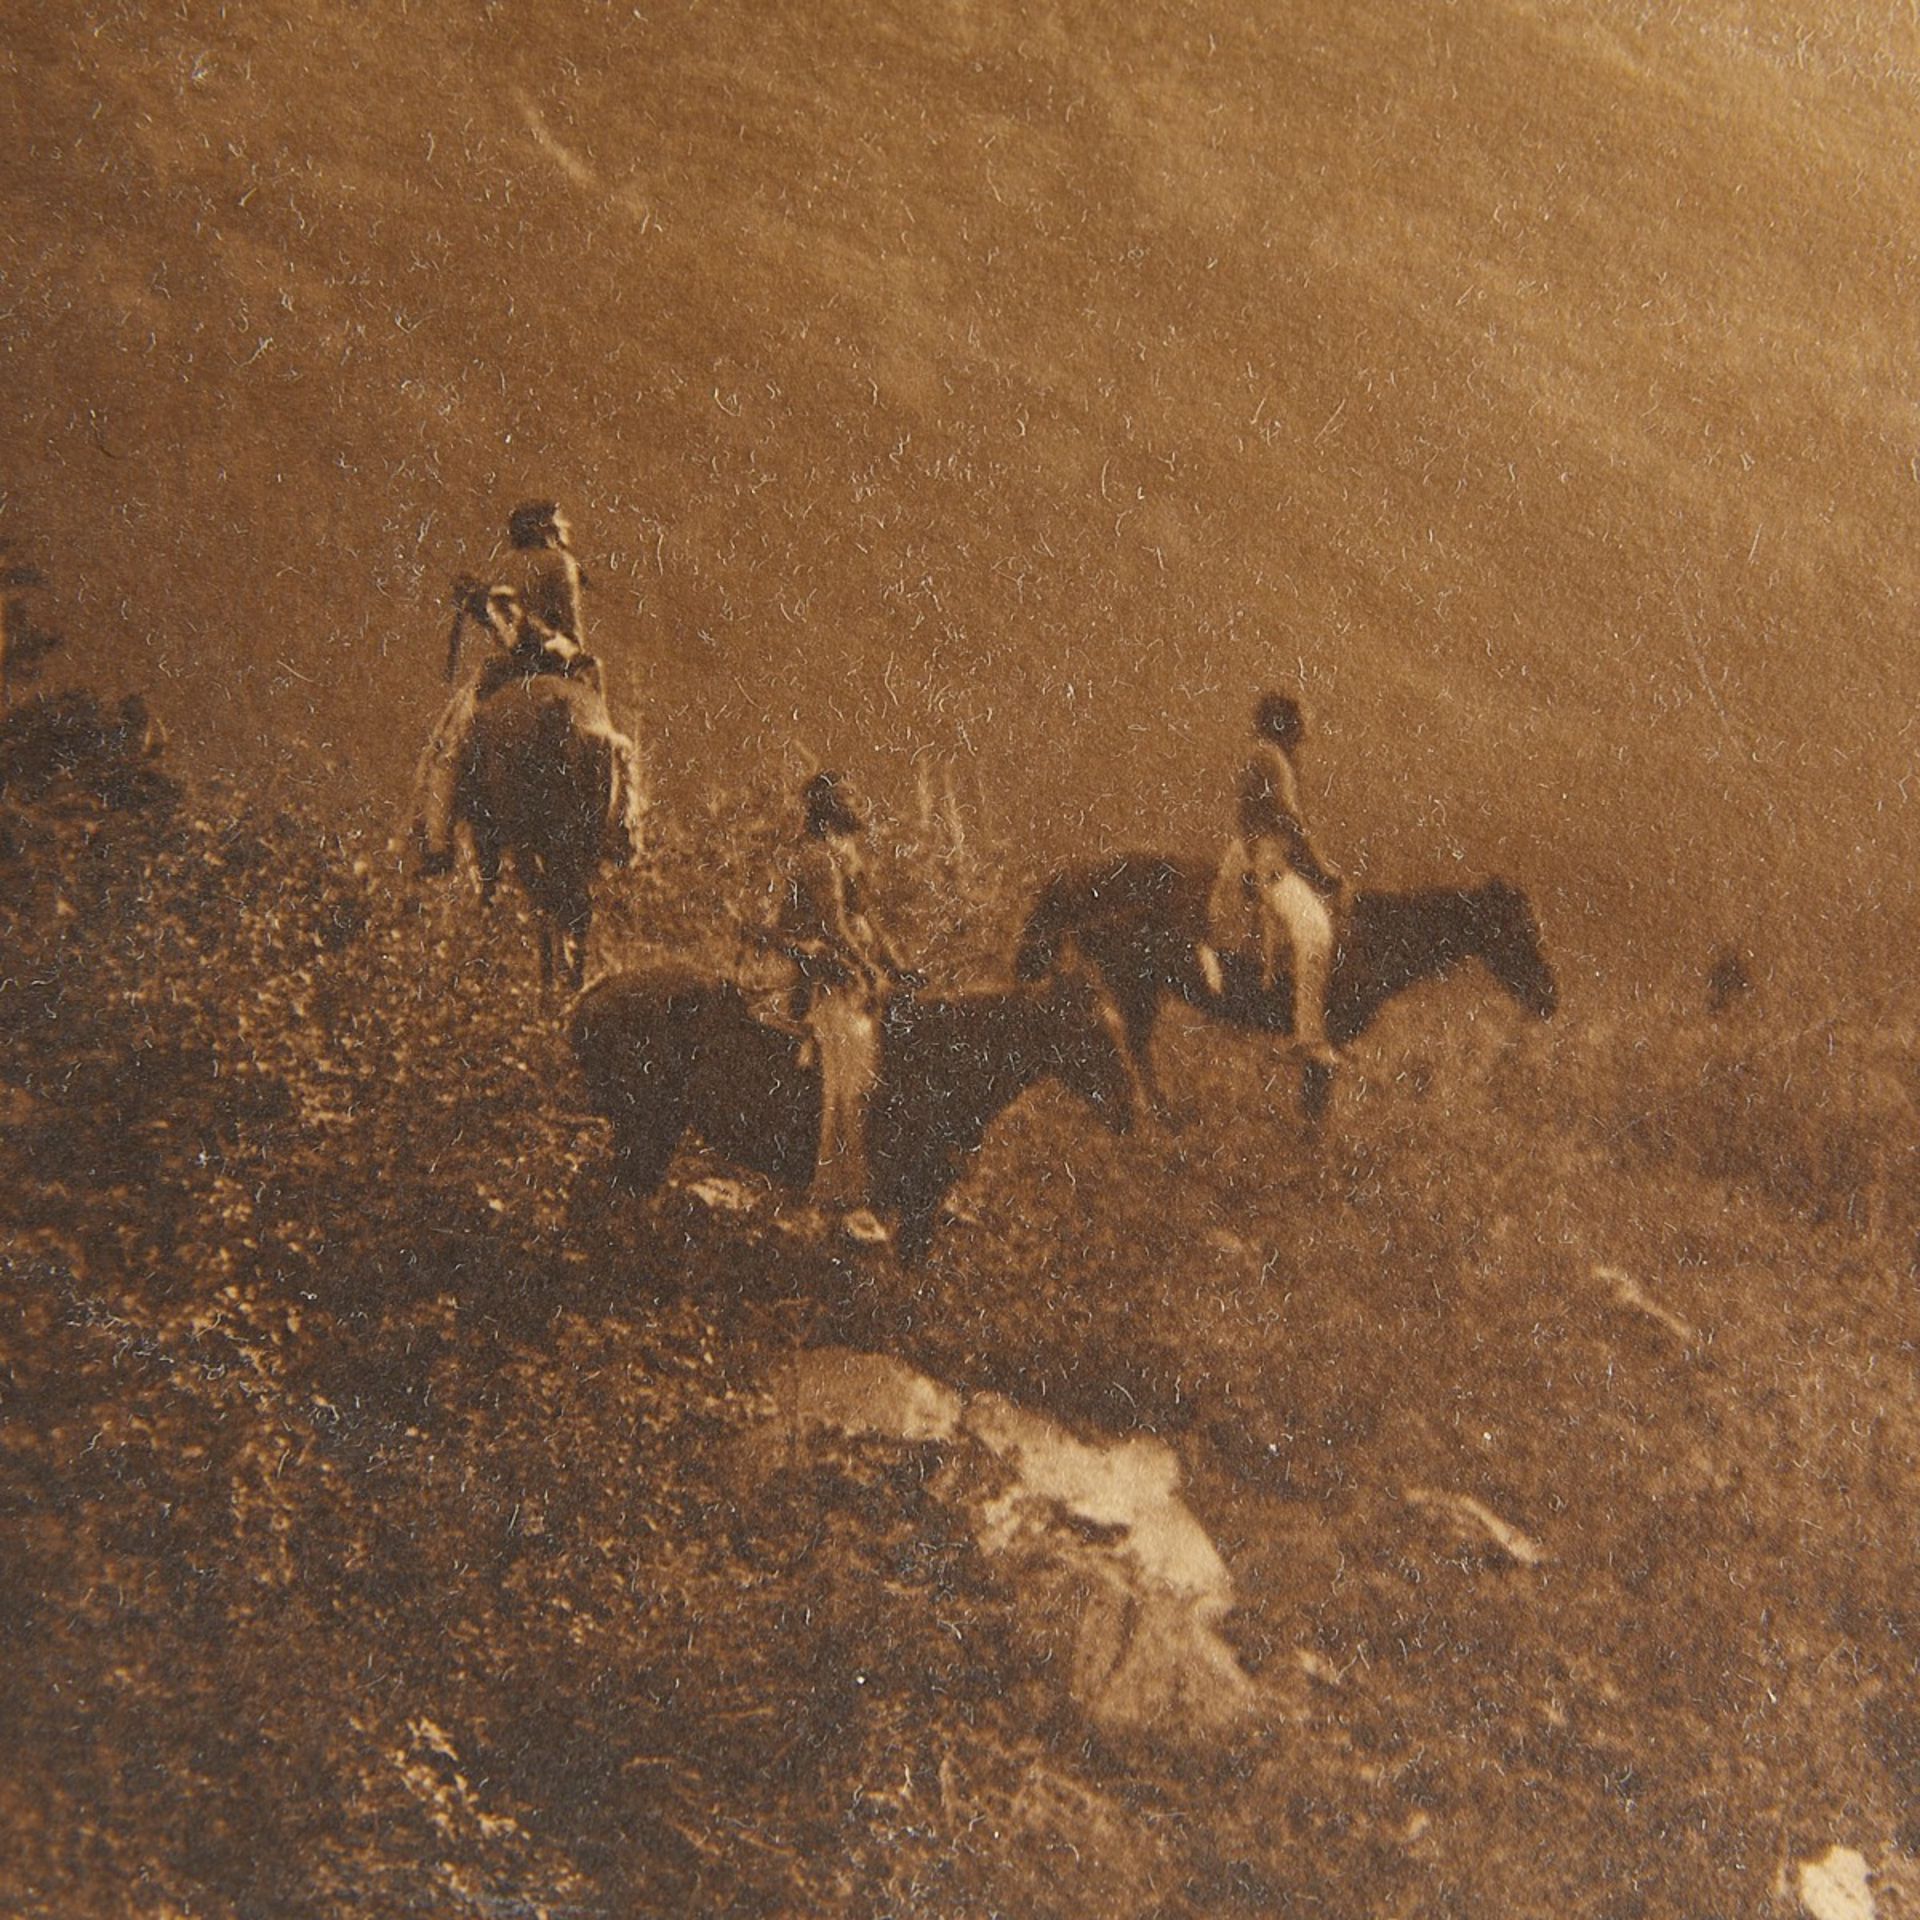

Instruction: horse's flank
[1015,853,1558,1123]
[570,968,1133,1261]
[453,676,645,989]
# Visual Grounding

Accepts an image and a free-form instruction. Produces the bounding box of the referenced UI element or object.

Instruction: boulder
[765,1348,1256,1749]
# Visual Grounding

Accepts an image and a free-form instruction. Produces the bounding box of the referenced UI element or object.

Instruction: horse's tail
[543,680,644,867]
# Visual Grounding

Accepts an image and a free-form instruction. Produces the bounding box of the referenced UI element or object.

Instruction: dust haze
[5,0,1916,994]
[6,6,1920,1919]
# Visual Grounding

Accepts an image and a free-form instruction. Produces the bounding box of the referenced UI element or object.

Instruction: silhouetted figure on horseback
[505,498,589,652]
[1201,690,1349,1076]
[1017,855,1557,1131]
[416,502,611,877]
[410,505,645,982]
[451,499,595,690]
[572,952,1134,1265]
[773,771,915,1238]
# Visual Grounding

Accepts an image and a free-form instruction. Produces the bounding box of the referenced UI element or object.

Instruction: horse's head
[1474,879,1558,1019]
[1036,965,1136,1135]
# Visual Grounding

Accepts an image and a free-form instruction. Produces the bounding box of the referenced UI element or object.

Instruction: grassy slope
[2,733,1917,1917]
[1,0,1916,995]
[4,0,1916,1907]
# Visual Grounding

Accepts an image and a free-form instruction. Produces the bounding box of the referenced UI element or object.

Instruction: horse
[569,965,1136,1263]
[452,675,644,990]
[1014,854,1558,1127]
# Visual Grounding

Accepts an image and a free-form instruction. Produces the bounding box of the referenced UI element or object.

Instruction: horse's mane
[1045,856,1519,931]
[1343,878,1529,948]
[627,959,727,997]
[1056,851,1209,903]
[574,958,739,1015]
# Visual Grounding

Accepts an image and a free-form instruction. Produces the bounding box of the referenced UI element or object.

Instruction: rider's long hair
[509,501,565,551]
[1255,690,1306,749]
[804,771,863,839]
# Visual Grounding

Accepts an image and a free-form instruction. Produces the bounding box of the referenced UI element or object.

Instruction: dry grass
[3,704,1917,1917]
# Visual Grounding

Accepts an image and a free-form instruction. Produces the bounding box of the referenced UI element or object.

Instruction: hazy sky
[3,0,1915,988]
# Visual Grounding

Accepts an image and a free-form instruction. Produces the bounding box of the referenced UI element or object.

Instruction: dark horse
[1015,854,1558,1126]
[454,676,644,990]
[570,966,1135,1263]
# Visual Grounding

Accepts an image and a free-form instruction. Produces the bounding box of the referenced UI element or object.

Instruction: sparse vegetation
[0,547,65,719]
[3,713,1917,1917]
[6,0,1918,1907]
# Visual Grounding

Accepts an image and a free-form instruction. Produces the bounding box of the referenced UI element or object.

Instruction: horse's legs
[472,832,503,904]
[608,1100,686,1195]
[526,863,591,999]
[1118,981,1183,1131]
[562,895,591,993]
[537,911,587,998]
[443,831,504,991]
[1139,1056,1183,1132]
[1301,1056,1335,1131]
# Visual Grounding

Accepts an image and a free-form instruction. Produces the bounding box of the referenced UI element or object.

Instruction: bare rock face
[958,1393,1255,1741]
[762,1348,1256,1750]
[1795,1847,1875,1920]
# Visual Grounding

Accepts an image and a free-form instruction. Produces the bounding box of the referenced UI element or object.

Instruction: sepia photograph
[2,1,1916,1913]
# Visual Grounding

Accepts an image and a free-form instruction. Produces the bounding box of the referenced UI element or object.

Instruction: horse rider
[507,499,588,648]
[414,510,619,878]
[775,771,912,1234]
[470,588,601,702]
[1200,690,1347,1071]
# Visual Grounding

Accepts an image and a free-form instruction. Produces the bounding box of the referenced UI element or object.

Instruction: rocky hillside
[3,702,1917,1916]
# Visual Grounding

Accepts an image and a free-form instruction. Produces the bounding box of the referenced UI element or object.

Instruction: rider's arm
[859,913,911,976]
[1259,746,1344,891]
[837,844,913,976]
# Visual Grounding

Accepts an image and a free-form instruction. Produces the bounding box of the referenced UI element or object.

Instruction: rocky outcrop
[761,1348,1256,1749]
